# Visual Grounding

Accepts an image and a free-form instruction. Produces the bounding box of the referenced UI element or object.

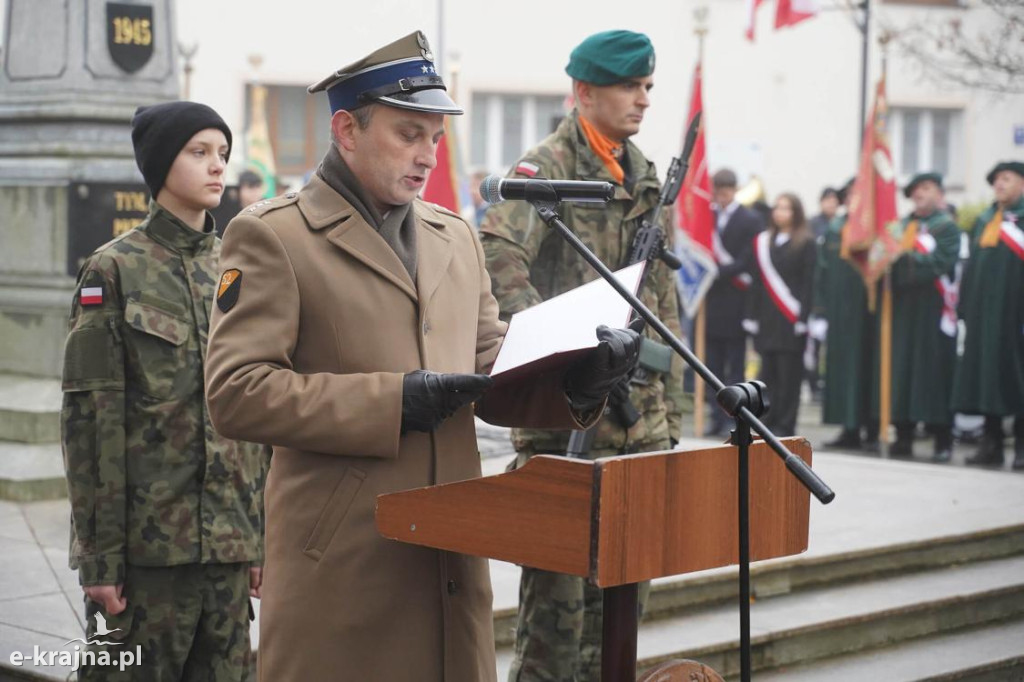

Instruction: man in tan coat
[204,31,642,681]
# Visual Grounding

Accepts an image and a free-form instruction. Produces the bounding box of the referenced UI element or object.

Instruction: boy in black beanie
[61,101,267,680]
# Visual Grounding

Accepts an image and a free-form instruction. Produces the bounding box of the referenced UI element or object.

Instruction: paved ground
[2,403,1022,680]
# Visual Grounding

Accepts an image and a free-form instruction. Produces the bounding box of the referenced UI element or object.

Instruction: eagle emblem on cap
[416,31,434,62]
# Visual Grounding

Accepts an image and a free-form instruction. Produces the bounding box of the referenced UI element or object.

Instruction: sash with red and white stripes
[913,233,959,338]
[754,231,800,323]
[998,218,1024,261]
[712,229,753,290]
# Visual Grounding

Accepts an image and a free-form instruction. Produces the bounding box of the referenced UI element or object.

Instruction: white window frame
[471,92,566,173]
[889,105,965,189]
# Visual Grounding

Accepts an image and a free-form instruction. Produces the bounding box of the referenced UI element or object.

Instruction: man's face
[337,105,444,211]
[713,186,737,208]
[158,128,228,212]
[239,182,264,208]
[993,170,1024,207]
[577,75,653,142]
[820,194,839,218]
[910,180,942,216]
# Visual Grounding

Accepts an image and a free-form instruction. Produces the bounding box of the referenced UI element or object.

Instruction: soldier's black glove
[564,319,644,414]
[401,370,494,433]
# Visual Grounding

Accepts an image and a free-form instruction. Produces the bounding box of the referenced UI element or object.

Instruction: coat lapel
[298,175,418,302]
[414,207,454,310]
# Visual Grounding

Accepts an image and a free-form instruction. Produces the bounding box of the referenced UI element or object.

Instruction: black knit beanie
[131,101,233,198]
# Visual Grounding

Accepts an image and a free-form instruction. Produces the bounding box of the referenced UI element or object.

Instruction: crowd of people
[57,23,1024,682]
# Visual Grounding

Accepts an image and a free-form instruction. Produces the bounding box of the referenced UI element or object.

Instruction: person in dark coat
[705,168,764,436]
[745,193,817,436]
[888,172,961,463]
[952,160,1024,469]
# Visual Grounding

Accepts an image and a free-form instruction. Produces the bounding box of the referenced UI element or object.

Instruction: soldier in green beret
[480,29,685,682]
[953,160,1024,469]
[887,172,961,462]
[61,102,267,680]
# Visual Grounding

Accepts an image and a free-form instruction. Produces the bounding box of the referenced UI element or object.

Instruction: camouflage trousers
[78,562,252,682]
[507,567,650,682]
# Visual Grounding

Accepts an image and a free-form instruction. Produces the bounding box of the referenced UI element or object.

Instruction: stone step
[746,619,1024,681]
[0,442,66,501]
[491,523,1024,647]
[496,555,1024,679]
[654,554,1024,678]
[0,375,60,444]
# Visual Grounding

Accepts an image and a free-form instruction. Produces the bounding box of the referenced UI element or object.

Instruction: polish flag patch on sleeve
[80,286,103,306]
[515,161,540,177]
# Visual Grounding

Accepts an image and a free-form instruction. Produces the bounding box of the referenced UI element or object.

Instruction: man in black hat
[887,173,961,462]
[204,31,642,681]
[953,161,1024,469]
[61,101,267,680]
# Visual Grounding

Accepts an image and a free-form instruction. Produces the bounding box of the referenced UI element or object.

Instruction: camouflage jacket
[480,109,685,456]
[61,202,268,586]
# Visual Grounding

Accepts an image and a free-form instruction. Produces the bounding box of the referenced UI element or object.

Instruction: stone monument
[0,0,180,377]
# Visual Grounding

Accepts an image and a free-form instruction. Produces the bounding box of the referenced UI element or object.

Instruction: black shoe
[966,435,1005,466]
[932,429,954,464]
[862,438,880,454]
[1013,440,1024,471]
[824,429,861,449]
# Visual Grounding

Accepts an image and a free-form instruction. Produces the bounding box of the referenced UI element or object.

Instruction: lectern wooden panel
[376,437,811,586]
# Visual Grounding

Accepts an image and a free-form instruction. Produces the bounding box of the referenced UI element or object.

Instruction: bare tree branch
[882,0,1024,95]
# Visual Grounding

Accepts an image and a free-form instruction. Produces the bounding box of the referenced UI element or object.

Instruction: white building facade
[172,0,1023,213]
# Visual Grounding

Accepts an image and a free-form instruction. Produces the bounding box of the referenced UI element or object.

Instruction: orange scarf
[979,209,1003,248]
[578,114,624,185]
[900,219,920,251]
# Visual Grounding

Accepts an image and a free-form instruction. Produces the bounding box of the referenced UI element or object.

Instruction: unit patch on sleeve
[216,269,242,313]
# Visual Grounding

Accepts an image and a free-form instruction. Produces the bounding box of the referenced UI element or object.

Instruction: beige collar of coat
[296,173,454,305]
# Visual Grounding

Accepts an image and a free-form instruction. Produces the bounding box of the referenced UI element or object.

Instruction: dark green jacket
[952,195,1024,416]
[62,202,268,586]
[889,209,960,424]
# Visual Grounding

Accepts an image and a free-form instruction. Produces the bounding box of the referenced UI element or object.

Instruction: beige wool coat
[205,173,588,681]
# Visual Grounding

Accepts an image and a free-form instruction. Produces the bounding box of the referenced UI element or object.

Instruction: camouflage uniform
[480,109,684,682]
[61,202,268,681]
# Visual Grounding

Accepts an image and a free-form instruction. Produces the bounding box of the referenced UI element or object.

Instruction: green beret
[566,30,655,86]
[903,172,943,198]
[986,160,1024,185]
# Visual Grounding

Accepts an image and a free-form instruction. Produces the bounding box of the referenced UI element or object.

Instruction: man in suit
[705,168,764,436]
[203,31,642,682]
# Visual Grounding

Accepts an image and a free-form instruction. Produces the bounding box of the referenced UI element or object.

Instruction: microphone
[480,175,615,205]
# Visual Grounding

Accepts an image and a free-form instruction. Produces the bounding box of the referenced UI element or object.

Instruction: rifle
[565,113,701,458]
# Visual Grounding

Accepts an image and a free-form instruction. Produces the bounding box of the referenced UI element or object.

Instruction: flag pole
[693,6,709,439]
[878,34,892,457]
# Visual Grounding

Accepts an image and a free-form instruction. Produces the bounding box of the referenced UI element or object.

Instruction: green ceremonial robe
[817,214,876,430]
[890,209,961,425]
[952,195,1024,417]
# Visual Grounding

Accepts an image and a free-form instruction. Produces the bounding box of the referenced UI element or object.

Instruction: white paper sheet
[489,262,646,382]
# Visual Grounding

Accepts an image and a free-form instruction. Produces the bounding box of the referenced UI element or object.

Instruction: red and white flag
[675,62,718,318]
[80,287,103,306]
[775,0,818,30]
[745,0,766,41]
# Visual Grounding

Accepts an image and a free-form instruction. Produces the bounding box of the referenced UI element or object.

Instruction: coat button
[285,192,297,199]
[423,321,431,335]
[447,579,458,595]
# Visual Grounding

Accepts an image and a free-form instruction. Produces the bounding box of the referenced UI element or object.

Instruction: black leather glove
[564,319,644,414]
[401,371,494,434]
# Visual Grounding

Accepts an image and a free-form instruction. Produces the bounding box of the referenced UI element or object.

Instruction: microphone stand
[524,182,835,682]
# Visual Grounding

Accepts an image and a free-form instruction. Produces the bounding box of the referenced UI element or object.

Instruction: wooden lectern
[376,437,813,681]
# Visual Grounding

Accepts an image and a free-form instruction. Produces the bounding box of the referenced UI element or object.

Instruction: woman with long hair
[744,192,818,436]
